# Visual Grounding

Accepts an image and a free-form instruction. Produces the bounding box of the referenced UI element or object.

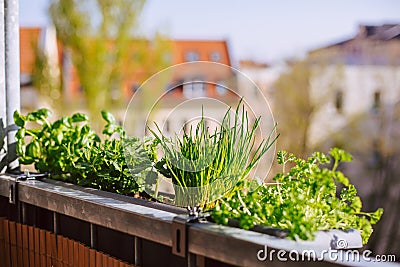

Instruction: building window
[182,119,189,134]
[183,80,205,98]
[165,83,176,92]
[111,87,120,101]
[373,90,381,110]
[131,83,140,93]
[203,119,209,130]
[210,51,221,62]
[216,81,227,95]
[164,119,170,132]
[162,52,172,64]
[253,85,259,97]
[185,51,199,62]
[335,90,344,113]
[20,73,33,86]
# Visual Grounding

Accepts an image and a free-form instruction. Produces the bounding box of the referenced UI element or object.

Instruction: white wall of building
[309,65,400,145]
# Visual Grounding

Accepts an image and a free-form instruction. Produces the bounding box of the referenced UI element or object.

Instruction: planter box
[0,174,393,267]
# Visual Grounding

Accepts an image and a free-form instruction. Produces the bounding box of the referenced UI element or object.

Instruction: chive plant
[151,103,278,208]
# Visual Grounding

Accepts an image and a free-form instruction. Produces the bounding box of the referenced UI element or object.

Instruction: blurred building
[19,27,41,110]
[62,39,234,102]
[308,23,400,258]
[309,24,400,65]
[19,27,240,135]
[237,59,285,111]
[308,23,400,146]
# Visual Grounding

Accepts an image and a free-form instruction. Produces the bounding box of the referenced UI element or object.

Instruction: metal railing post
[4,0,20,172]
[0,0,7,173]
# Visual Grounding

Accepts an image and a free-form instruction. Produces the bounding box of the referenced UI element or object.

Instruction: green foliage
[72,136,154,195]
[14,108,384,244]
[273,60,315,157]
[151,103,278,208]
[123,136,159,194]
[48,0,171,120]
[211,148,383,244]
[32,35,62,111]
[14,108,99,171]
[14,109,151,196]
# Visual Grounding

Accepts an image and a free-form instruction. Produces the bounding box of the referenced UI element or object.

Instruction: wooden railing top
[0,174,397,267]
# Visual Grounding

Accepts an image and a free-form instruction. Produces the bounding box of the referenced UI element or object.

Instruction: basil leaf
[16,128,26,139]
[101,110,116,124]
[71,113,89,123]
[26,140,41,158]
[13,110,26,127]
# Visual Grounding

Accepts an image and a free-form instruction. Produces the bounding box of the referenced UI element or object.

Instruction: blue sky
[20,0,400,63]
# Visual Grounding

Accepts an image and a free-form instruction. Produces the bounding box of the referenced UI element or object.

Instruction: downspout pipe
[0,0,7,173]
[5,0,20,172]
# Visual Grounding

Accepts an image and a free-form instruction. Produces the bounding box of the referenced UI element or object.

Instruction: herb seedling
[14,109,154,196]
[151,103,278,208]
[211,148,383,244]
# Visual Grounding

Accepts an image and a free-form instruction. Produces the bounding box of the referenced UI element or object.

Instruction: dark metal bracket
[15,170,48,181]
[7,170,48,204]
[172,206,209,258]
[8,178,17,204]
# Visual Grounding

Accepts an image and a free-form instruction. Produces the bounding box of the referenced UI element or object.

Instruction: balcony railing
[1,174,394,267]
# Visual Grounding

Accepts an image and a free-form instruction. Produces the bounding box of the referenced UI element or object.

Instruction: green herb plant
[14,109,383,244]
[14,109,154,196]
[151,103,278,208]
[14,108,99,176]
[211,148,383,244]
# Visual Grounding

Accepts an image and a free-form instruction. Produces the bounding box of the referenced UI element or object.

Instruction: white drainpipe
[0,0,6,173]
[4,0,20,172]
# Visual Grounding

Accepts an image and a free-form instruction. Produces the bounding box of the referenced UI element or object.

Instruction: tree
[274,52,400,257]
[273,60,316,157]
[272,59,341,158]
[329,97,400,259]
[32,26,62,110]
[48,0,170,123]
[304,57,400,257]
